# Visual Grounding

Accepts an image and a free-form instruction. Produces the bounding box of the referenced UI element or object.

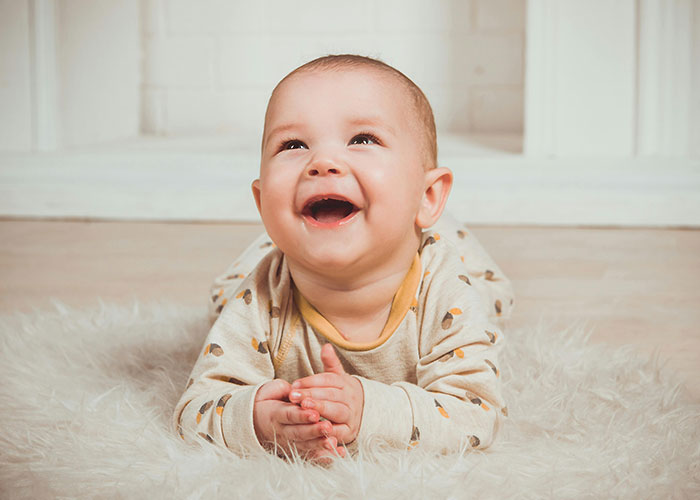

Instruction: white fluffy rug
[1,302,698,499]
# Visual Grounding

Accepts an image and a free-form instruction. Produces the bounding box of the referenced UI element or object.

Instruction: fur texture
[0,302,698,499]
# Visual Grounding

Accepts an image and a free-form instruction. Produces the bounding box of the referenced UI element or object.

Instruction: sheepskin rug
[1,302,698,499]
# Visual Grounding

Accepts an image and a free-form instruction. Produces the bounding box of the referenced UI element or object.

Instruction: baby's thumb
[255,379,291,401]
[321,343,345,375]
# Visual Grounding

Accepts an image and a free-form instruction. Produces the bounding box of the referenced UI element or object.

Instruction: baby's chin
[287,242,370,278]
[306,247,362,272]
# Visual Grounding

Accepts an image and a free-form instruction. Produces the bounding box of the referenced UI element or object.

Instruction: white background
[0,0,698,226]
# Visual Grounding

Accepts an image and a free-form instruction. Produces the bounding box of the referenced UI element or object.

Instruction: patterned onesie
[174,215,514,455]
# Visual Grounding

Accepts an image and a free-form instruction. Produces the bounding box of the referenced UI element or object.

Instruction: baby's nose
[306,157,346,177]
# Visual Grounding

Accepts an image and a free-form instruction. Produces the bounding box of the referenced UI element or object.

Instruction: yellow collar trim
[293,254,421,352]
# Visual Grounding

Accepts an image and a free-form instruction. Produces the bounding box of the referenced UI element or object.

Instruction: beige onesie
[173,218,514,455]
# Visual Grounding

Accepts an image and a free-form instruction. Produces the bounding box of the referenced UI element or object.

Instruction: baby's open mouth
[302,197,359,224]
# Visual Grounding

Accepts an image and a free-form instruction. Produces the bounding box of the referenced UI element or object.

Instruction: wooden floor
[1,220,698,400]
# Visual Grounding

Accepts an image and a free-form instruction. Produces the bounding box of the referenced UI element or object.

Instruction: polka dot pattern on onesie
[251,338,269,354]
[434,399,450,418]
[437,347,465,362]
[198,432,214,443]
[196,400,213,423]
[211,288,229,314]
[216,394,232,416]
[421,233,440,251]
[268,300,281,318]
[485,330,498,343]
[485,359,499,377]
[409,426,421,447]
[215,298,228,314]
[441,308,462,329]
[203,343,224,356]
[465,389,491,411]
[236,289,253,305]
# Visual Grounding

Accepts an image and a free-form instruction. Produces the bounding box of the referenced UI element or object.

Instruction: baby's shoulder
[216,248,292,325]
[417,230,483,313]
[418,230,464,270]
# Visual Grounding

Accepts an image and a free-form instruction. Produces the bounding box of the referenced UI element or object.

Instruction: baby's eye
[280,139,307,151]
[349,133,379,146]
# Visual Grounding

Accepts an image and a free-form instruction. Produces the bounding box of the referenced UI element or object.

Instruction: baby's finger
[255,379,291,402]
[321,343,345,375]
[305,437,346,464]
[291,373,343,390]
[281,420,332,442]
[286,436,334,453]
[277,403,320,425]
[289,387,342,405]
[300,398,351,424]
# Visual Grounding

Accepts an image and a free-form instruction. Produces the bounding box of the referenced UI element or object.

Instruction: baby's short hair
[269,54,438,170]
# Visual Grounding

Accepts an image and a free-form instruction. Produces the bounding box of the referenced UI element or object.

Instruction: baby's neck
[289,251,416,344]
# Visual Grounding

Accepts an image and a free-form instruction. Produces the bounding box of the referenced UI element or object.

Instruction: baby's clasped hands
[290,343,365,457]
[253,343,363,462]
[252,378,337,460]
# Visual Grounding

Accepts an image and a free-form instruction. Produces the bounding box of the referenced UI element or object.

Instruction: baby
[173,55,514,461]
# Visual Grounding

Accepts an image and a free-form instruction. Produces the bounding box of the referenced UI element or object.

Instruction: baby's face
[254,67,429,274]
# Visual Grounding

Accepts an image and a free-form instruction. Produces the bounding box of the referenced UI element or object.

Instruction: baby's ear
[251,179,262,214]
[415,167,453,229]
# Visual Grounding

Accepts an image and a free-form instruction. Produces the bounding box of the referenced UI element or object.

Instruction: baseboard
[1,134,698,227]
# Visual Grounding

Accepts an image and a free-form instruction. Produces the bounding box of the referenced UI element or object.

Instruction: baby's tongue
[313,200,352,223]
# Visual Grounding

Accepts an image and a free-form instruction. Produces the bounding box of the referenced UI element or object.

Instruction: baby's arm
[370,278,505,452]
[174,275,334,458]
[386,313,504,452]
[208,232,277,325]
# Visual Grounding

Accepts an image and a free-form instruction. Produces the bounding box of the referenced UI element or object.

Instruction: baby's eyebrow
[264,123,303,146]
[347,117,395,136]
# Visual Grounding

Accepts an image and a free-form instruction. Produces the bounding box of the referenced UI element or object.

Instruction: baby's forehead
[267,67,419,124]
[290,63,397,85]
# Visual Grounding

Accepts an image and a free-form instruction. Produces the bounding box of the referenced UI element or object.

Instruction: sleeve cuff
[220,383,268,456]
[353,376,413,449]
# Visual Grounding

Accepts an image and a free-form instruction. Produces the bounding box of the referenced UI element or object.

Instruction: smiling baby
[173,55,514,461]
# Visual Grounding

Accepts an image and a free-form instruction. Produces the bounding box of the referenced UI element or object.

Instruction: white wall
[140,0,526,139]
[692,1,700,158]
[0,0,32,151]
[57,0,140,147]
[0,0,140,151]
[525,0,700,158]
[1,0,698,226]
